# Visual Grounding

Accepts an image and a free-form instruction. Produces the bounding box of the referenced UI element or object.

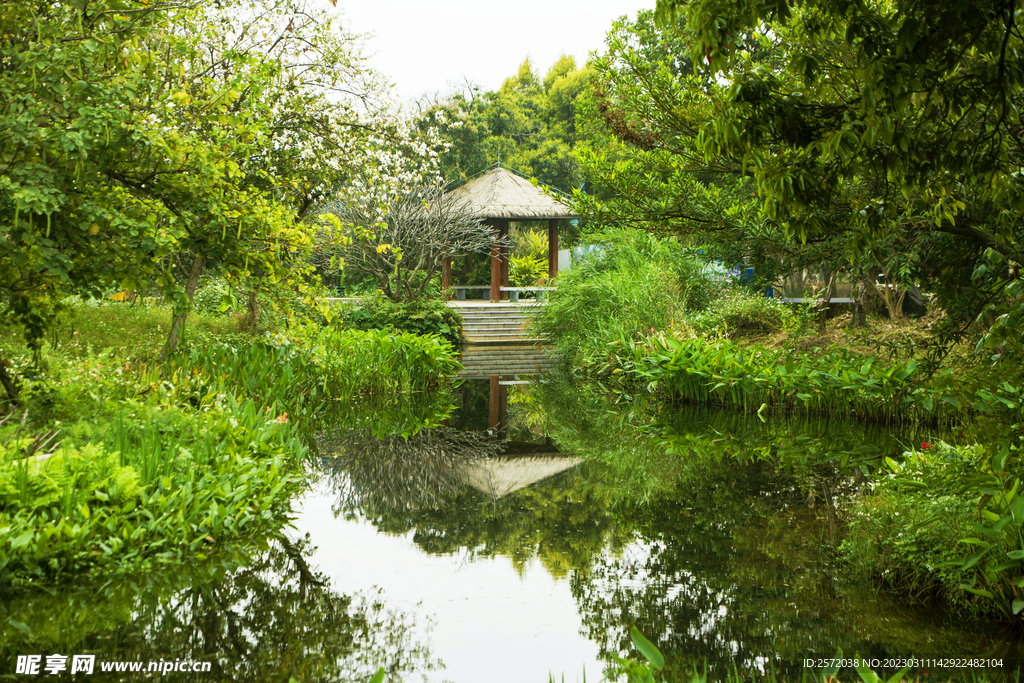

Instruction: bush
[840,441,996,616]
[511,226,549,261]
[532,227,717,363]
[0,393,305,585]
[0,308,464,586]
[685,291,792,338]
[340,295,462,348]
[509,254,548,287]
[191,278,234,317]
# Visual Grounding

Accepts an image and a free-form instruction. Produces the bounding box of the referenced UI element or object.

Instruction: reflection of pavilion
[450,346,579,497]
[461,455,581,498]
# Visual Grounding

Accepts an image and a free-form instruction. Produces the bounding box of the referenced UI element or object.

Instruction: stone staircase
[449,302,543,346]
[458,345,555,379]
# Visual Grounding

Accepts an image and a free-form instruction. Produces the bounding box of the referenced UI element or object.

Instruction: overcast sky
[337,0,654,102]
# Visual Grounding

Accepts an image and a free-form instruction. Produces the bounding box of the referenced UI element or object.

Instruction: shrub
[0,395,305,585]
[0,313,463,585]
[685,291,792,338]
[509,254,549,287]
[510,226,548,261]
[532,227,716,363]
[191,278,234,317]
[840,442,992,616]
[340,295,462,348]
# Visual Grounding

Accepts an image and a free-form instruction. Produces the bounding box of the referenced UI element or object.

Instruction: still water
[2,364,1022,682]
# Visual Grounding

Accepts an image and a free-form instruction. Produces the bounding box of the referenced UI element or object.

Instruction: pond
[2,360,1022,682]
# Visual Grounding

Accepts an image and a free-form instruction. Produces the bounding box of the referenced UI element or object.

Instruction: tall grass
[0,305,464,586]
[532,228,716,364]
[588,334,986,426]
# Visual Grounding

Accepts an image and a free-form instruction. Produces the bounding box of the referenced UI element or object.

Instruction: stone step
[464,333,535,341]
[458,317,532,325]
[461,359,554,369]
[463,337,538,346]
[463,325,531,331]
[461,352,551,361]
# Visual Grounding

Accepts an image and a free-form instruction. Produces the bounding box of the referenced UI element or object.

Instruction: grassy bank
[0,302,461,588]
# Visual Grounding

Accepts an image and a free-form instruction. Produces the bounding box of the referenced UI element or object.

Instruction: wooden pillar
[499,220,510,300]
[489,375,500,430]
[488,219,501,302]
[498,379,508,432]
[441,257,452,292]
[548,219,559,282]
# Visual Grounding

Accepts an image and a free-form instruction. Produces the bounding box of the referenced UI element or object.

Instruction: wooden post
[441,256,452,292]
[489,375,500,430]
[499,220,510,300]
[548,219,558,282]
[490,244,501,303]
[498,379,508,432]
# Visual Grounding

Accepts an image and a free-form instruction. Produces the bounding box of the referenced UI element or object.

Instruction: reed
[584,335,1022,427]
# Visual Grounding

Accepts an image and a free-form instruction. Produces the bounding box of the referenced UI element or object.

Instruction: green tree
[0,0,306,377]
[415,57,596,193]
[0,0,429,389]
[585,0,1024,343]
[327,182,502,302]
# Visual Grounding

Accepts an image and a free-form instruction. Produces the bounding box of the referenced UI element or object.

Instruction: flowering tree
[325,183,502,302]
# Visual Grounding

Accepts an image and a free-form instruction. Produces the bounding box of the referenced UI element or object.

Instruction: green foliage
[0,300,463,585]
[512,226,550,261]
[841,443,985,614]
[841,436,1024,622]
[191,279,235,317]
[686,291,793,338]
[0,0,334,352]
[581,2,1024,344]
[415,56,595,191]
[609,628,665,683]
[338,295,463,348]
[314,326,462,398]
[588,334,969,425]
[0,395,306,586]
[941,437,1024,620]
[509,254,548,287]
[531,228,717,364]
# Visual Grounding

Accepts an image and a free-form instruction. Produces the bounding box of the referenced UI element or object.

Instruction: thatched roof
[459,455,581,498]
[446,166,579,221]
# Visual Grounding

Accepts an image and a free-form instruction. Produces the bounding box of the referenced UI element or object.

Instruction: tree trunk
[162,252,206,358]
[0,356,21,407]
[246,288,261,329]
[855,272,879,326]
[817,269,838,334]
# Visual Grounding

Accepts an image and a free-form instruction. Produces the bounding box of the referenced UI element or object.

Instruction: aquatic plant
[586,334,1022,427]
[0,399,305,586]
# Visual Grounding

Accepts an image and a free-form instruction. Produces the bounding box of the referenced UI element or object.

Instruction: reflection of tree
[506,384,552,444]
[360,467,630,579]
[316,389,456,444]
[321,426,503,513]
[0,538,438,682]
[569,447,993,681]
[530,376,997,679]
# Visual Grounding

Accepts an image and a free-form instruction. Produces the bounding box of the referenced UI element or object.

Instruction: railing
[500,287,555,303]
[451,286,556,302]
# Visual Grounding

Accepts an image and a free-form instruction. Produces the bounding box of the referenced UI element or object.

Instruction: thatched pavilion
[441,165,579,302]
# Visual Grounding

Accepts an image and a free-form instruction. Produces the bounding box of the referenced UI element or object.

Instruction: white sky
[337,0,654,101]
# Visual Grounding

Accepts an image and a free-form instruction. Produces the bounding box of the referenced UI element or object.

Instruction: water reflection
[0,539,438,682]
[310,368,1024,681]
[320,426,503,512]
